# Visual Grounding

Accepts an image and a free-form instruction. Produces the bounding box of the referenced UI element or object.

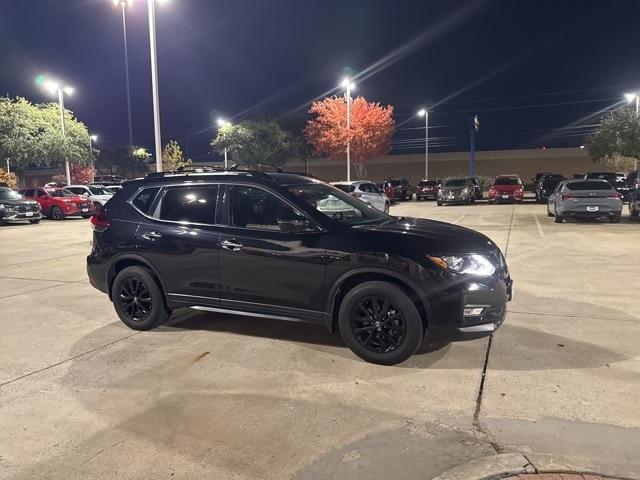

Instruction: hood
[0,198,39,207]
[492,184,521,192]
[358,217,497,254]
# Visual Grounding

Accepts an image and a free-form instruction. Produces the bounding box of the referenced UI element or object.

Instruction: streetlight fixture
[341,78,356,181]
[625,92,640,169]
[89,135,98,182]
[112,0,134,149]
[217,118,231,169]
[417,108,429,180]
[41,79,74,185]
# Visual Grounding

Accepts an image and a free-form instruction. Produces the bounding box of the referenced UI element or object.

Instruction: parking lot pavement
[0,202,639,480]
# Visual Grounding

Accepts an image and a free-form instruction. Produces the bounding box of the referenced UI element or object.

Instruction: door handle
[220,239,243,252]
[142,230,162,240]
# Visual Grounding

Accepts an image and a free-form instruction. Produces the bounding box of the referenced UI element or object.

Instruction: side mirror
[278,217,312,233]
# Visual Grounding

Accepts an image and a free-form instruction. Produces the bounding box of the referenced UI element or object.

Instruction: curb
[431,452,640,480]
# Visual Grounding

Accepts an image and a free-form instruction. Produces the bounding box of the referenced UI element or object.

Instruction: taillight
[607,193,622,200]
[90,210,110,232]
[561,193,574,201]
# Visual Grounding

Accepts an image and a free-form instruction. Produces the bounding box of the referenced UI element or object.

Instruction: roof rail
[143,165,274,180]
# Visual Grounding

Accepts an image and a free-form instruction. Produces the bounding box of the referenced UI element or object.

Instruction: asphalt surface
[0,200,638,480]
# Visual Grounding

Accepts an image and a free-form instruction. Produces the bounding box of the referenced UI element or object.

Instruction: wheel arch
[325,268,433,334]
[107,254,168,301]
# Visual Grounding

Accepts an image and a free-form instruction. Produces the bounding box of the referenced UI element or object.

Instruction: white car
[65,185,114,209]
[331,181,390,213]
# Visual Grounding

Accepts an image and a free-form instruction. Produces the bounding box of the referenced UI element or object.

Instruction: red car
[19,187,95,220]
[488,175,524,203]
[416,179,441,201]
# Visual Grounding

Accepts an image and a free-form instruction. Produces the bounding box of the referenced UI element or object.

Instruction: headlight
[428,254,496,276]
[461,188,469,194]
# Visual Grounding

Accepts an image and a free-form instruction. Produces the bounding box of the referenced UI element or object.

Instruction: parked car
[616,172,627,183]
[331,181,390,213]
[20,187,95,220]
[629,187,640,219]
[488,175,524,203]
[87,170,512,365]
[386,178,415,201]
[470,177,483,200]
[547,179,623,223]
[415,179,441,200]
[584,171,634,201]
[535,174,566,203]
[437,177,476,205]
[0,187,42,224]
[532,172,554,188]
[626,170,640,189]
[65,184,114,210]
[93,175,127,186]
[375,181,395,203]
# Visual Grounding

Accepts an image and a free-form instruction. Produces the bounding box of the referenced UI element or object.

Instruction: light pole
[113,0,134,149]
[147,0,164,173]
[625,92,640,170]
[89,135,98,182]
[341,78,355,181]
[217,119,231,169]
[417,108,429,180]
[43,80,74,185]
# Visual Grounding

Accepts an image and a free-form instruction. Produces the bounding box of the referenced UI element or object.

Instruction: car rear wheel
[338,281,424,365]
[554,206,563,223]
[112,266,171,331]
[630,203,639,218]
[437,200,443,206]
[49,206,65,221]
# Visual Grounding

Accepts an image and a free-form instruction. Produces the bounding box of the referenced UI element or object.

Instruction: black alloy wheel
[338,281,424,365]
[50,206,64,220]
[112,266,171,330]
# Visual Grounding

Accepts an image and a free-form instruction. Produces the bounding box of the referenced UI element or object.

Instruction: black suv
[87,170,512,365]
[0,187,42,224]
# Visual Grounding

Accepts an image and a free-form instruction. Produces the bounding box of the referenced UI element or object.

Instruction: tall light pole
[625,92,640,170]
[147,0,164,173]
[341,78,355,181]
[417,108,429,180]
[217,119,231,169]
[43,80,74,185]
[113,0,134,149]
[89,135,98,182]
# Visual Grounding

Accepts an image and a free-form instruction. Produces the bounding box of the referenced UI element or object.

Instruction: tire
[338,281,424,365]
[416,196,422,201]
[547,205,553,217]
[610,215,621,223]
[384,202,390,214]
[436,200,443,206]
[112,266,171,331]
[49,206,65,221]
[29,219,41,224]
[554,208,563,223]
[81,214,93,219]
[630,202,639,218]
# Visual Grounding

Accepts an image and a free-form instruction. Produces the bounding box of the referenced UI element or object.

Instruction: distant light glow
[217,118,230,127]
[340,78,355,90]
[63,86,74,95]
[417,108,427,117]
[625,92,638,103]
[90,135,98,141]
[579,145,585,149]
[44,81,59,94]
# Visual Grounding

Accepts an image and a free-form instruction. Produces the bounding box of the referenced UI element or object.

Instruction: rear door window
[228,185,301,231]
[158,185,218,224]
[132,187,161,215]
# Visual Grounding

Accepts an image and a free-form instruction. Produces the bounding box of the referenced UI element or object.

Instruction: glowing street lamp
[112,0,134,149]
[40,78,75,185]
[417,108,430,180]
[217,118,231,169]
[625,93,640,169]
[341,78,356,181]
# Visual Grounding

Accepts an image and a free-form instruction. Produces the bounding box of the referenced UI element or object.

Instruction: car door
[217,184,327,321]
[358,183,377,209]
[35,188,54,214]
[135,183,222,307]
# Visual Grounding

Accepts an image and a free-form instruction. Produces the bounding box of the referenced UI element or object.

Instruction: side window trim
[144,184,221,227]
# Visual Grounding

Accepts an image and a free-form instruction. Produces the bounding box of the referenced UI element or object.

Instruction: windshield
[419,181,438,187]
[494,177,521,185]
[332,183,355,193]
[0,189,24,201]
[286,183,392,226]
[47,189,75,198]
[585,172,617,182]
[444,179,468,187]
[89,186,109,195]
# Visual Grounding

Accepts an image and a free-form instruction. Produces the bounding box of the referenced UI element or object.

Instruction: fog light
[464,307,485,316]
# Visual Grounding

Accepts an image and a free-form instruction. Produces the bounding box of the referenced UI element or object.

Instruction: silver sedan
[547,179,623,223]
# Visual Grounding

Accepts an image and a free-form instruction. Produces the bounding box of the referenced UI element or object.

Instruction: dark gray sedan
[547,179,623,223]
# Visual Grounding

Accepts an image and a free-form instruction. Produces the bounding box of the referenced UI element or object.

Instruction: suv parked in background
[331,181,390,212]
[416,179,441,201]
[20,187,95,220]
[87,169,512,365]
[629,187,640,219]
[386,178,415,201]
[66,184,114,211]
[93,175,127,186]
[535,174,566,203]
[488,175,524,203]
[584,171,634,201]
[0,187,42,224]
[548,179,623,223]
[437,177,476,205]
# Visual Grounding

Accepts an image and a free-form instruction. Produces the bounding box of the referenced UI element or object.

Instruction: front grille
[16,206,26,213]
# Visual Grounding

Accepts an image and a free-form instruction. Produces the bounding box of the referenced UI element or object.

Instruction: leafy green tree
[162,140,192,172]
[211,120,302,170]
[587,108,640,170]
[95,145,150,178]
[0,97,92,171]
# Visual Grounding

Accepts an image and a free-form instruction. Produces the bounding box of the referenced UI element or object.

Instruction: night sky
[2,0,640,160]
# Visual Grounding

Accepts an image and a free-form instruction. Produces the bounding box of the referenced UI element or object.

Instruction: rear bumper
[87,254,108,294]
[560,203,622,217]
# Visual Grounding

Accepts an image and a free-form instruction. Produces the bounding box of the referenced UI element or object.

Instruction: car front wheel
[112,266,171,330]
[49,206,65,220]
[338,281,424,365]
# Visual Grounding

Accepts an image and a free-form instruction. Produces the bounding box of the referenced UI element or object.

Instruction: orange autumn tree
[305,96,395,179]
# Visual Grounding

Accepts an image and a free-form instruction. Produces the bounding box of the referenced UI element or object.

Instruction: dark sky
[2,0,640,160]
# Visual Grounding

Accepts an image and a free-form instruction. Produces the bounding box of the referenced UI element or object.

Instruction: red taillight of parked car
[607,192,622,200]
[561,193,574,201]
[90,210,110,232]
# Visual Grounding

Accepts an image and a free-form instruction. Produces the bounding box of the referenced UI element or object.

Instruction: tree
[0,168,18,189]
[587,108,640,171]
[305,96,395,179]
[162,140,192,171]
[0,97,93,171]
[211,120,301,170]
[95,145,150,178]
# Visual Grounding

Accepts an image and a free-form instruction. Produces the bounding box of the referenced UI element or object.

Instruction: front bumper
[63,206,96,217]
[1,211,43,222]
[490,193,523,202]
